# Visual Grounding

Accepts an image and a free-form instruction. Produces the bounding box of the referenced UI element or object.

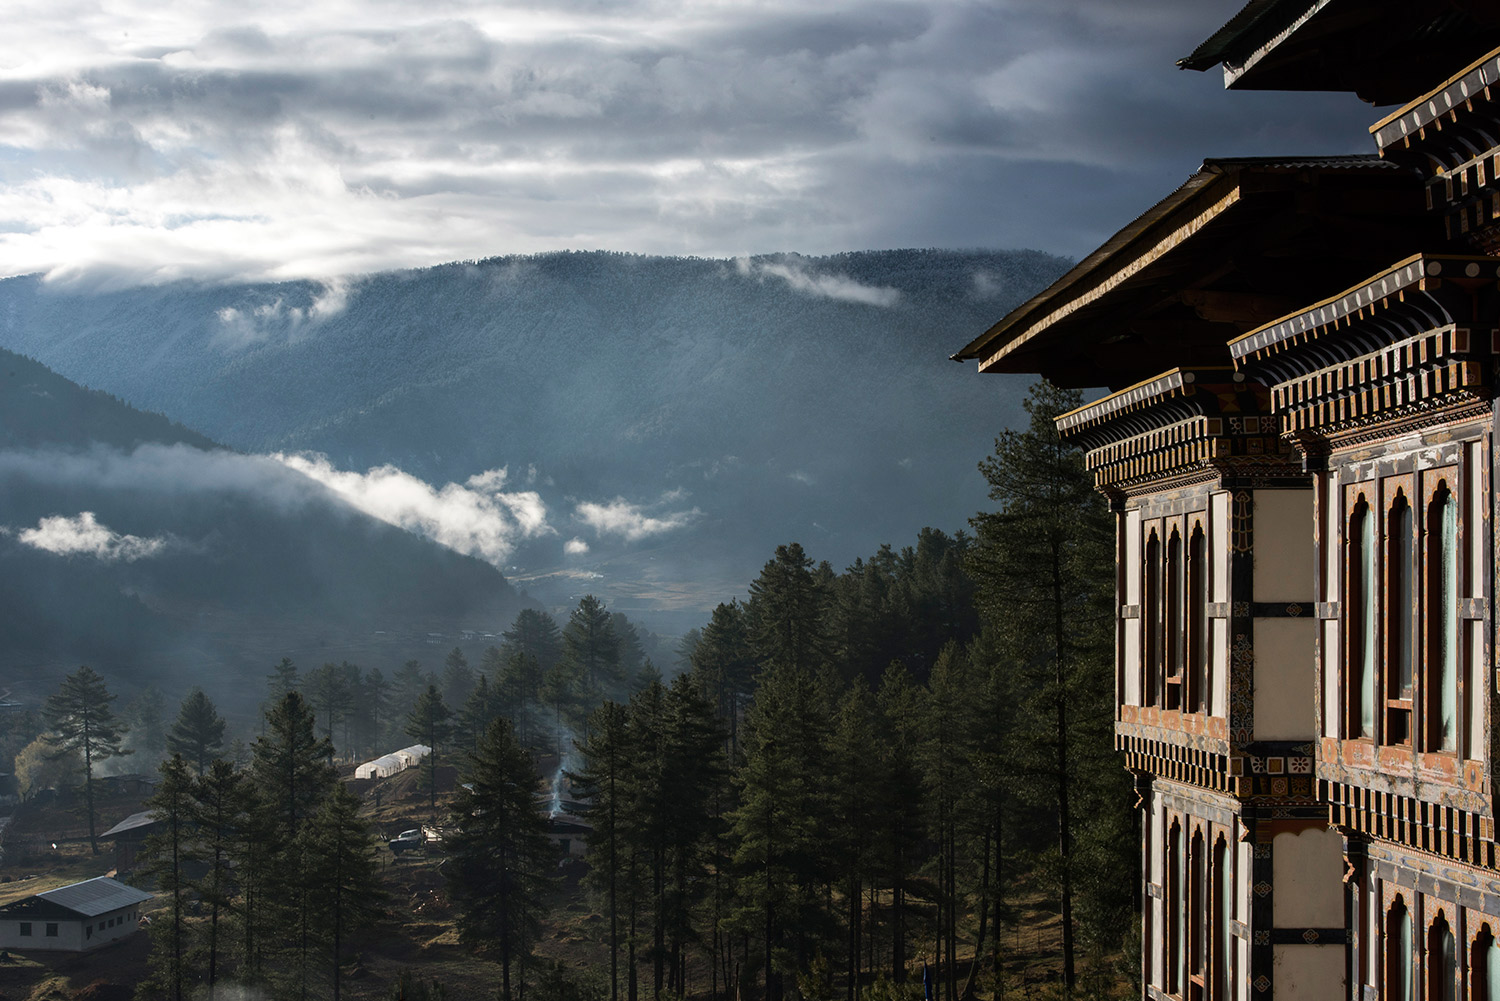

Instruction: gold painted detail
[1231,491,1253,553]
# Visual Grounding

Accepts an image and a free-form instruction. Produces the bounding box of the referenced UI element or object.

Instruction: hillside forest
[0,382,1135,1001]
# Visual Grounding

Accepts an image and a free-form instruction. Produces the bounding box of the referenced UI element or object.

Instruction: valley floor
[0,776,1133,1001]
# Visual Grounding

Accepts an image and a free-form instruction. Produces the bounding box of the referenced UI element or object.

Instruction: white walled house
[0,876,151,953]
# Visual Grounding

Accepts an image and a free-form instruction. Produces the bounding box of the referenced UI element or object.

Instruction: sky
[0,0,1382,290]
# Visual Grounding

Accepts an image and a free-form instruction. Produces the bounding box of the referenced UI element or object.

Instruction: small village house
[0,876,151,953]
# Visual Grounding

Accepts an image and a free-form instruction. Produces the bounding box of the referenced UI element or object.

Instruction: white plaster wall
[1253,490,1314,602]
[1321,620,1340,738]
[1254,618,1317,740]
[1273,944,1344,999]
[1467,441,1484,600]
[1212,618,1229,717]
[1212,492,1231,603]
[0,918,85,952]
[1272,828,1344,927]
[83,907,141,950]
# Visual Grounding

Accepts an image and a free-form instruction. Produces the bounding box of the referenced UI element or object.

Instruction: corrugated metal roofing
[100,810,158,838]
[37,876,152,917]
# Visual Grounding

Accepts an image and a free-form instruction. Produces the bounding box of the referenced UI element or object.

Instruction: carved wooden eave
[1230,254,1500,447]
[1372,46,1500,251]
[1054,368,1296,495]
[1179,0,1500,107]
[950,157,1430,391]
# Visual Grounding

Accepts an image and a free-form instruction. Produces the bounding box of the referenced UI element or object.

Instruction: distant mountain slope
[1,348,216,452]
[0,347,524,707]
[0,249,1068,622]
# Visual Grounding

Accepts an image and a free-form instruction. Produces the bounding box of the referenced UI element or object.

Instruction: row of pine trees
[15,381,1136,1000]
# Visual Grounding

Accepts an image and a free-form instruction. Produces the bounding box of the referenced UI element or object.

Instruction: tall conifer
[43,665,129,854]
[967,379,1121,994]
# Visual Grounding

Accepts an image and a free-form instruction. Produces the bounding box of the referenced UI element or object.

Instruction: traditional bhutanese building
[955,2,1500,998]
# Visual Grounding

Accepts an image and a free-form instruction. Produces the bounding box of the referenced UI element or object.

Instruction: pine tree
[442,647,477,707]
[496,650,544,750]
[405,686,454,811]
[125,686,167,766]
[658,674,727,997]
[611,613,646,682]
[730,660,836,1001]
[829,687,881,1001]
[690,601,757,759]
[455,675,502,754]
[301,784,386,1001]
[391,660,430,725]
[561,595,623,712]
[574,701,631,1001]
[167,687,227,775]
[306,663,354,762]
[501,608,564,676]
[192,759,250,995]
[873,663,926,985]
[446,718,555,1000]
[267,657,300,701]
[747,543,829,674]
[252,691,336,839]
[356,667,391,756]
[43,665,130,854]
[966,379,1120,994]
[138,755,195,1001]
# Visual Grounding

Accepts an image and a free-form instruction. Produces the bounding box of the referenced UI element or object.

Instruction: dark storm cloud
[0,1,1378,286]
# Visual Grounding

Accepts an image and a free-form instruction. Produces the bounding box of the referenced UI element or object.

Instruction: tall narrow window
[1189,830,1205,997]
[1348,498,1376,738]
[1474,926,1500,1000]
[1168,822,1183,996]
[1166,529,1183,710]
[1388,900,1413,1001]
[1187,524,1208,714]
[1387,492,1414,745]
[1146,530,1162,707]
[1430,914,1456,1001]
[1213,838,1229,1001]
[1429,484,1459,752]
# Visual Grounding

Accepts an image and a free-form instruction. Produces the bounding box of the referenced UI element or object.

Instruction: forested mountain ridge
[0,249,1069,617]
[0,346,525,706]
[0,347,215,452]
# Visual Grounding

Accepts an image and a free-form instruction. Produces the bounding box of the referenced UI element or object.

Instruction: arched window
[1429,913,1456,1001]
[1145,530,1161,706]
[1188,829,1206,993]
[1386,491,1414,745]
[1388,899,1413,1001]
[1168,821,1184,995]
[1473,925,1500,1000]
[1348,496,1376,738]
[1187,523,1208,713]
[1213,837,1230,1001]
[1428,483,1459,752]
[1166,528,1183,710]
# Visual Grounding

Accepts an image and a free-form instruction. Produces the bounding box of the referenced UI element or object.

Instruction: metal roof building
[0,876,152,952]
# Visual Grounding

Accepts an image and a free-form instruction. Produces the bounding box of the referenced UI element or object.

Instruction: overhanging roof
[952,156,1432,390]
[1179,0,1500,107]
